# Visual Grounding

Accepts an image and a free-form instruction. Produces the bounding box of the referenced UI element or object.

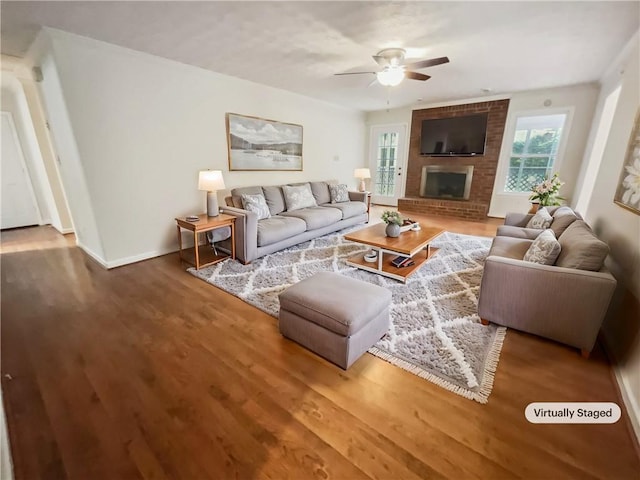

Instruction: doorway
[1,112,41,229]
[368,124,407,206]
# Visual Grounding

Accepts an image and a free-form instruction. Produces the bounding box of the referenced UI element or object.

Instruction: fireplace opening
[420,165,474,200]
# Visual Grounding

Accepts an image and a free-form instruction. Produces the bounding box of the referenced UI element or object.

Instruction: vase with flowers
[529,173,565,207]
[381,210,403,237]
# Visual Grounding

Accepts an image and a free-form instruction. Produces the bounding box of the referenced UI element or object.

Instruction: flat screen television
[420,113,488,156]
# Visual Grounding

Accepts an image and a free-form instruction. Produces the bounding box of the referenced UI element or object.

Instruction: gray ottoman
[278,272,392,369]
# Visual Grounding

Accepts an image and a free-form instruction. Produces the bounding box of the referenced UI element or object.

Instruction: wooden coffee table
[344,223,444,283]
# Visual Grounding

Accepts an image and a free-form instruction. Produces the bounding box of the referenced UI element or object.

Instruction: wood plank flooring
[1,215,639,480]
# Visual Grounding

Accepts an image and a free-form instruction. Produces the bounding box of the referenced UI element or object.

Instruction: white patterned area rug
[189,230,506,403]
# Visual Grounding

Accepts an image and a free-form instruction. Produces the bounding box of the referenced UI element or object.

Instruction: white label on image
[525,402,621,424]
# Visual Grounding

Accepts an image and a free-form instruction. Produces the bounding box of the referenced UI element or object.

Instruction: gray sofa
[478,206,617,357]
[220,181,368,264]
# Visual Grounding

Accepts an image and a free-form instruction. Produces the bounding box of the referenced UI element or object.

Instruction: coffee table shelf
[344,223,444,283]
[346,248,440,282]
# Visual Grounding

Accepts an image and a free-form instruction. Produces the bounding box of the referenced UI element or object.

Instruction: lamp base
[359,179,366,192]
[206,191,220,217]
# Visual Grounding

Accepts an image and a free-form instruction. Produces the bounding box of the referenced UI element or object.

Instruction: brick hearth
[399,99,509,220]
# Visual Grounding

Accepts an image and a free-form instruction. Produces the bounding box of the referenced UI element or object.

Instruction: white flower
[621,158,640,207]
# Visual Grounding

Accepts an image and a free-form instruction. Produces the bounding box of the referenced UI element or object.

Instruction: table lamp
[354,168,371,192]
[198,170,225,217]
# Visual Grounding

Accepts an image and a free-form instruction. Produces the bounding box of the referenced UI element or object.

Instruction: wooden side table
[175,213,236,269]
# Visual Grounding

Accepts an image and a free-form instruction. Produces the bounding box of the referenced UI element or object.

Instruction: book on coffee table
[391,255,414,268]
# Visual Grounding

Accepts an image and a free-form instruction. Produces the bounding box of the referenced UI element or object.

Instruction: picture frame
[614,108,640,215]
[226,113,303,171]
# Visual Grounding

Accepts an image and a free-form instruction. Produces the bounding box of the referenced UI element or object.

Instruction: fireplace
[420,165,474,200]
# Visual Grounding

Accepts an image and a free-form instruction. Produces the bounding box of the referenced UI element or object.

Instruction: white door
[369,124,406,206]
[1,112,41,229]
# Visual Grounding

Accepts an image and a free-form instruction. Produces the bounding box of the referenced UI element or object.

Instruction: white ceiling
[2,1,638,112]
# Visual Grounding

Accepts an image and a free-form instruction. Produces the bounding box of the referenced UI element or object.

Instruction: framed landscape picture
[614,108,640,215]
[226,113,303,171]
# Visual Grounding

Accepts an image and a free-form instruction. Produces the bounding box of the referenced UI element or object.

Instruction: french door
[369,124,406,206]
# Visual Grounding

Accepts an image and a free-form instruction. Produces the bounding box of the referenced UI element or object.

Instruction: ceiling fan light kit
[377,67,405,86]
[335,47,449,87]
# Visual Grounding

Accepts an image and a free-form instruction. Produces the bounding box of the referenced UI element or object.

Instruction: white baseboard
[602,334,640,445]
[612,364,640,444]
[76,242,181,269]
[104,247,178,269]
[76,242,108,268]
[55,226,74,235]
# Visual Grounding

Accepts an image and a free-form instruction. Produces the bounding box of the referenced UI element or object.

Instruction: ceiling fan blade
[403,56,450,70]
[405,71,431,81]
[334,71,377,76]
[368,77,379,87]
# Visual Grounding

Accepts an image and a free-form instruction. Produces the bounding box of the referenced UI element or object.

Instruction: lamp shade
[354,168,371,179]
[198,170,225,191]
[376,67,404,87]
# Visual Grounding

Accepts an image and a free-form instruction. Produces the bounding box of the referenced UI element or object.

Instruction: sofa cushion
[241,193,271,220]
[523,229,561,265]
[488,236,533,260]
[257,216,307,247]
[496,225,543,240]
[231,186,264,209]
[555,221,609,271]
[282,184,317,211]
[329,184,350,203]
[550,206,577,238]
[310,182,331,205]
[280,206,342,230]
[321,201,367,220]
[526,207,553,229]
[262,185,286,216]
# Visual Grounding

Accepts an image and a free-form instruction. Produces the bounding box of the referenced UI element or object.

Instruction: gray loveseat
[220,181,368,264]
[478,206,617,357]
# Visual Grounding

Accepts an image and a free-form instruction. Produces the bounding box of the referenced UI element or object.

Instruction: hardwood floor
[1,220,639,480]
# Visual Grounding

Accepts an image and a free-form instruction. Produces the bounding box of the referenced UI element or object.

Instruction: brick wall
[399,99,509,220]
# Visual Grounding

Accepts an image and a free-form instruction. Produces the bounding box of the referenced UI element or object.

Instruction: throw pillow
[241,193,271,220]
[526,207,553,229]
[523,229,562,265]
[282,184,317,211]
[329,184,349,203]
[310,182,331,205]
[555,220,609,271]
[550,207,577,238]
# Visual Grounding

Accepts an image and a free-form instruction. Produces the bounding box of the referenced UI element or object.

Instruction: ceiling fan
[335,48,449,86]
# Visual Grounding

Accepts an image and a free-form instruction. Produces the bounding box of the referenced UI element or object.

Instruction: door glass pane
[375,132,398,196]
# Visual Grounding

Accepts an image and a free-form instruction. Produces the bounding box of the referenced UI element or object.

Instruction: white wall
[366,107,413,127]
[580,33,640,440]
[488,84,599,217]
[30,35,105,262]
[30,29,365,267]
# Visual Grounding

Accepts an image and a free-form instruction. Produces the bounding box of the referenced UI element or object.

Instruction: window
[504,113,567,192]
[375,132,398,196]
